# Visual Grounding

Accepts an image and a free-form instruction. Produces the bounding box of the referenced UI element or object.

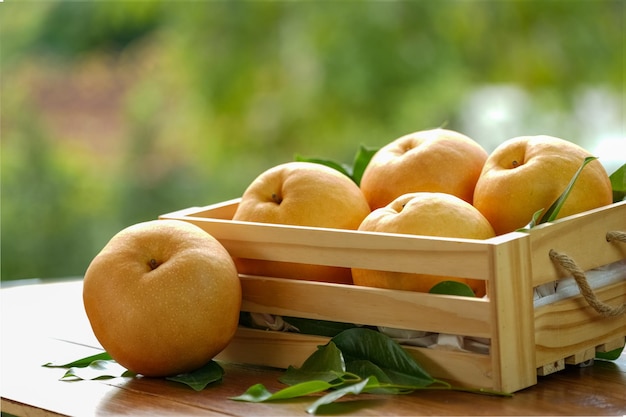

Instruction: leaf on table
[345,360,392,384]
[306,377,373,415]
[231,380,336,403]
[45,352,225,391]
[61,359,134,381]
[166,360,224,391]
[230,383,275,402]
[331,328,435,387]
[280,341,346,385]
[260,380,338,401]
[43,351,112,368]
[232,327,512,413]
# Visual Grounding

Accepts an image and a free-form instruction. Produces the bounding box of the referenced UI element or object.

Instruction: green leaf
[595,345,624,361]
[345,360,392,384]
[230,383,275,402]
[43,351,112,368]
[46,352,223,391]
[61,359,134,381]
[282,317,358,337]
[306,377,373,415]
[280,342,346,385]
[295,144,380,185]
[351,145,380,186]
[294,154,352,178]
[331,328,434,387]
[166,360,224,391]
[609,163,626,202]
[232,328,511,412]
[539,156,598,224]
[267,380,337,401]
[231,380,336,403]
[517,208,545,232]
[428,281,476,297]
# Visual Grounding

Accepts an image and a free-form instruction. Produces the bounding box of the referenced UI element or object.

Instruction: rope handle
[548,231,626,318]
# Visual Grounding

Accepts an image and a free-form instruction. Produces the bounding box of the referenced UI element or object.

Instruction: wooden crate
[160,200,626,393]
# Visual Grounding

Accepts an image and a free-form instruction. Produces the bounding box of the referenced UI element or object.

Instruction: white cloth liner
[379,259,626,354]
[533,259,626,308]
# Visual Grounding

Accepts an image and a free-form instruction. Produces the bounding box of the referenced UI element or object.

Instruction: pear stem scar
[271,193,283,204]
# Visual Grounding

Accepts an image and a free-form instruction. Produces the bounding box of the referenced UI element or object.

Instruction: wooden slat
[537,359,565,376]
[564,347,596,365]
[217,327,495,390]
[403,345,494,389]
[215,327,330,369]
[160,198,240,220]
[239,275,492,338]
[161,201,518,280]
[163,200,625,285]
[596,336,626,352]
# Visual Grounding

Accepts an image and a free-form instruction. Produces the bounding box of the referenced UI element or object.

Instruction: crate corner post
[488,232,537,392]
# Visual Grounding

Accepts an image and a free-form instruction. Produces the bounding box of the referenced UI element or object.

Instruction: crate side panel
[404,346,494,390]
[529,202,626,287]
[534,280,626,367]
[215,327,329,369]
[217,328,496,390]
[488,233,537,392]
[239,276,492,338]
[596,336,626,352]
[160,198,240,220]
[171,216,496,279]
[192,198,239,219]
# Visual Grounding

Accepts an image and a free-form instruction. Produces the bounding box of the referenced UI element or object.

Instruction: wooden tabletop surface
[1,279,625,416]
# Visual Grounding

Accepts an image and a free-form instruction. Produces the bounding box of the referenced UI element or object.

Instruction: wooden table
[1,279,625,416]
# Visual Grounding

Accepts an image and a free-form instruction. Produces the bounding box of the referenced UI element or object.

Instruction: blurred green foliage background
[1,1,624,282]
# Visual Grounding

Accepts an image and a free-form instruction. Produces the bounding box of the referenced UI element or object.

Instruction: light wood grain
[403,345,494,389]
[161,199,502,279]
[216,327,330,369]
[217,327,498,390]
[598,336,626,352]
[528,200,626,287]
[534,280,626,367]
[564,347,596,365]
[239,275,492,337]
[486,230,537,393]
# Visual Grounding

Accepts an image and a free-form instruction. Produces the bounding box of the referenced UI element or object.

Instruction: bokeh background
[1,1,624,282]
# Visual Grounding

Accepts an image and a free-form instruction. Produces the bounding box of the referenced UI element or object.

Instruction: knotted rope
[548,230,626,318]
[606,230,626,243]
